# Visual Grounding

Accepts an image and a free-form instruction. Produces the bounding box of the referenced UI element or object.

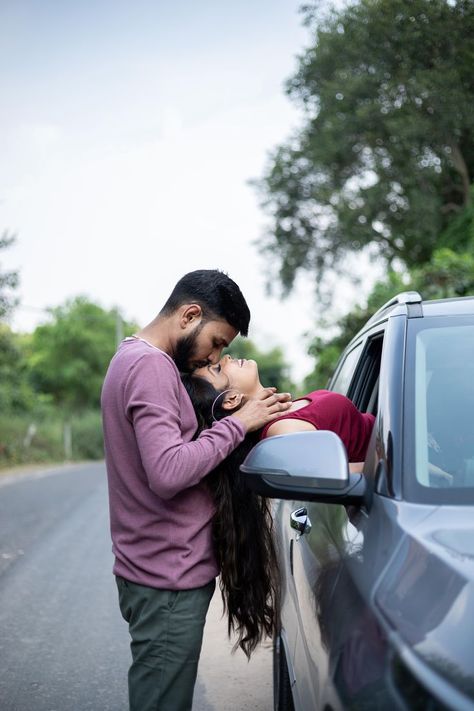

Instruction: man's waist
[112,551,219,591]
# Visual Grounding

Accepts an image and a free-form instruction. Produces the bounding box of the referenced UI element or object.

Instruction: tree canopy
[255,0,474,297]
[28,297,137,411]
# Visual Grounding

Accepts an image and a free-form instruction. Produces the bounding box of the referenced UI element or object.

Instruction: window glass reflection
[415,325,474,489]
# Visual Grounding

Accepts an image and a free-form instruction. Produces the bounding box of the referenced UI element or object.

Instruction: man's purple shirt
[101,338,245,590]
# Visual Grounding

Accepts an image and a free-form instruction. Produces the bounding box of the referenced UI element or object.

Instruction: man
[101,269,291,711]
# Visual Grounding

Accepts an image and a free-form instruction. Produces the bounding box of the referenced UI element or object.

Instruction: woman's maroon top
[260,390,375,461]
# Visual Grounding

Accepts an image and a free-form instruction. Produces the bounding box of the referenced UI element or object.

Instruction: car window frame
[330,327,386,409]
[328,341,364,396]
[351,332,384,414]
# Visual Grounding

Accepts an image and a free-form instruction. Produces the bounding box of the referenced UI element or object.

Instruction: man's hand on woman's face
[231,388,292,433]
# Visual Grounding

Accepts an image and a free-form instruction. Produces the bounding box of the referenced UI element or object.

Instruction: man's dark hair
[160,269,251,336]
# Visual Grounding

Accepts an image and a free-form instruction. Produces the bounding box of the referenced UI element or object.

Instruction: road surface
[0,462,272,711]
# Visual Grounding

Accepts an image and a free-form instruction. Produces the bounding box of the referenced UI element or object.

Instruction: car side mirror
[240,430,366,504]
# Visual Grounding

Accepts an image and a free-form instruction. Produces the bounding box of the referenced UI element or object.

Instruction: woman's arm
[264,418,365,472]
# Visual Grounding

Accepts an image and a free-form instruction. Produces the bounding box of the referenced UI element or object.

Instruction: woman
[181,355,375,658]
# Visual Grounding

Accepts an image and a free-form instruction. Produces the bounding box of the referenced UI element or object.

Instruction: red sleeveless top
[260,390,375,462]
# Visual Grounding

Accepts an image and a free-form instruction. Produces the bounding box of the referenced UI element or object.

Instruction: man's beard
[174,326,204,373]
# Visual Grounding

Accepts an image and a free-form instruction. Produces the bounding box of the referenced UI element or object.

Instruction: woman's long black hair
[181,372,280,659]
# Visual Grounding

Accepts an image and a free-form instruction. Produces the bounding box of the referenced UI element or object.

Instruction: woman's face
[193,354,261,396]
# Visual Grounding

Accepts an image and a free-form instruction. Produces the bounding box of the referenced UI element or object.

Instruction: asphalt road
[0,462,272,711]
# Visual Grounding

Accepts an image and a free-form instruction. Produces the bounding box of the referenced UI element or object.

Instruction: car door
[286,330,385,709]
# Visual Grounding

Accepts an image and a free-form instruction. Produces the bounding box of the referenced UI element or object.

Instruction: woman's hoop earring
[211,389,236,423]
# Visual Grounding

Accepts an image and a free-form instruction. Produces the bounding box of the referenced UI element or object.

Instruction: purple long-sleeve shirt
[101,338,246,590]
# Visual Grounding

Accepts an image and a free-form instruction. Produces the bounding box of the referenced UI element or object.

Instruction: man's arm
[125,354,291,499]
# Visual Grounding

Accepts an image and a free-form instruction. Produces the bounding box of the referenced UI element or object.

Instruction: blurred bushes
[70,411,104,461]
[0,410,103,469]
[0,297,133,470]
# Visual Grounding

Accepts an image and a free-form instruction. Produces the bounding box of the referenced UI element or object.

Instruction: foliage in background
[304,244,474,390]
[0,410,104,469]
[28,297,137,412]
[0,232,19,320]
[0,276,138,467]
[0,326,38,413]
[255,0,474,299]
[67,410,104,460]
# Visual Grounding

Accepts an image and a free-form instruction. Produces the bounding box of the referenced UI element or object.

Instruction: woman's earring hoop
[211,389,236,422]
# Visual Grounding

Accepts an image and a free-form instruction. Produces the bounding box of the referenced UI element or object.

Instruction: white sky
[0,0,362,384]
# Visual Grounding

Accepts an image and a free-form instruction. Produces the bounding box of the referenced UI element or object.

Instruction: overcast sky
[1,0,359,383]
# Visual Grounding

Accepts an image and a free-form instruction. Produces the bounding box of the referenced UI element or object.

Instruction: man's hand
[232,388,292,433]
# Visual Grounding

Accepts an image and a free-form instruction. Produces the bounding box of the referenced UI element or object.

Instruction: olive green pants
[116,576,216,711]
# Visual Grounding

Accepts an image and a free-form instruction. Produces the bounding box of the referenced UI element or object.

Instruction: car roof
[350,292,474,344]
[420,295,474,317]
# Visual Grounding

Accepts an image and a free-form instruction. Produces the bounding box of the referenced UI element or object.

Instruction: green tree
[28,297,137,411]
[224,336,294,393]
[0,234,31,414]
[0,326,37,413]
[411,247,474,299]
[0,232,19,320]
[255,0,474,297]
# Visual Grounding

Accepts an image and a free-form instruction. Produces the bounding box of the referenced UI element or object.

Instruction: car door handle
[290,507,312,536]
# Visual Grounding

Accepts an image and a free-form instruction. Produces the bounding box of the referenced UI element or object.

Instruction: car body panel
[375,507,474,696]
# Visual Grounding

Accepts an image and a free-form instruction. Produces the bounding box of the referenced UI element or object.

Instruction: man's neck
[136,319,172,355]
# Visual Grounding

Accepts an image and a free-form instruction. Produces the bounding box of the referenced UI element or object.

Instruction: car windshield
[406,317,474,503]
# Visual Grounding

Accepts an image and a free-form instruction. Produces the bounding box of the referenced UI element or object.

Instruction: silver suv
[241,292,474,711]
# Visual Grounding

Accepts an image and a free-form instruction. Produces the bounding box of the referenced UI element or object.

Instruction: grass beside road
[0,410,103,471]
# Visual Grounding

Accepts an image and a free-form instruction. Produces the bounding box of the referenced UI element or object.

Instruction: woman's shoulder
[306,389,355,408]
[305,389,343,399]
[261,395,319,439]
[264,417,316,438]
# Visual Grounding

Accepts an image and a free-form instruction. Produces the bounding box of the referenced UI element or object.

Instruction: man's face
[174,320,238,372]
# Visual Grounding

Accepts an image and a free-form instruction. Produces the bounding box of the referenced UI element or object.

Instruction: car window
[405,317,474,504]
[331,333,384,416]
[330,342,363,395]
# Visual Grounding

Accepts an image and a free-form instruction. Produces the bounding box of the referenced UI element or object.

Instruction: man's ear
[221,390,244,412]
[179,304,202,330]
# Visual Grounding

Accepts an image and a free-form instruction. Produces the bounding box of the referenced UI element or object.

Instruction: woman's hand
[231,387,292,432]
